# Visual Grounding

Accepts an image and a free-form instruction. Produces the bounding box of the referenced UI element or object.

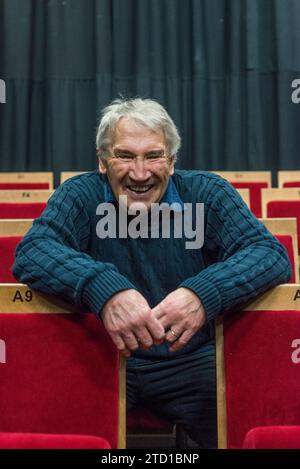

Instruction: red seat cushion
[0,183,49,190]
[0,203,46,218]
[283,182,300,188]
[267,201,300,254]
[127,407,174,433]
[0,314,120,448]
[274,235,296,283]
[231,182,268,218]
[224,310,300,448]
[243,426,300,449]
[0,432,111,449]
[0,236,22,282]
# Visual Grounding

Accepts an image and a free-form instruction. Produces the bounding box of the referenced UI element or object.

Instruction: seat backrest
[278,171,300,189]
[60,172,88,184]
[216,284,300,449]
[259,218,299,283]
[0,221,32,282]
[235,188,250,208]
[0,172,53,190]
[261,189,300,258]
[0,190,53,219]
[214,171,272,218]
[0,284,125,449]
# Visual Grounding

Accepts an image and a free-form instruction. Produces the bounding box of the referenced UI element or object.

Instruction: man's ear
[98,155,107,174]
[169,156,175,175]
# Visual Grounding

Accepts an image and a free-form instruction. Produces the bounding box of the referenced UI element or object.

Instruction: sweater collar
[103,176,184,211]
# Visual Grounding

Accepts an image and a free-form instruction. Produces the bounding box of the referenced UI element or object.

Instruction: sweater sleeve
[12,182,137,315]
[180,177,292,322]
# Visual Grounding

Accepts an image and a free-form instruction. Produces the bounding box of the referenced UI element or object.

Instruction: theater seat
[0,432,111,449]
[278,171,300,189]
[0,172,53,190]
[216,284,300,449]
[0,236,22,282]
[0,284,125,449]
[267,201,300,255]
[274,235,296,283]
[242,426,300,449]
[0,203,46,219]
[0,183,49,190]
[214,172,271,218]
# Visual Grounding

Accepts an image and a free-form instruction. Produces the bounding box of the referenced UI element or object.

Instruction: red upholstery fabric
[267,201,300,253]
[0,203,46,219]
[231,182,268,218]
[0,183,49,190]
[242,426,300,449]
[274,235,295,283]
[0,236,22,282]
[0,432,111,449]
[223,310,300,449]
[0,314,120,448]
[283,181,300,188]
[127,407,174,433]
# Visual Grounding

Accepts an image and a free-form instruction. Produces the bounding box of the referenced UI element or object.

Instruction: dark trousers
[126,340,217,448]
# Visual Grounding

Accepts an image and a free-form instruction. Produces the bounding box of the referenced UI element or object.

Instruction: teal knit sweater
[13,169,291,360]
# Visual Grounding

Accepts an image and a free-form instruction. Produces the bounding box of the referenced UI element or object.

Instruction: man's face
[99,118,174,210]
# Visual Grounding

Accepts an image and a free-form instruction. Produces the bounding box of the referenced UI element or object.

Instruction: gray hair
[96,98,181,160]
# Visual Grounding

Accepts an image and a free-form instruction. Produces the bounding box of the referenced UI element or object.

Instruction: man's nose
[129,158,152,180]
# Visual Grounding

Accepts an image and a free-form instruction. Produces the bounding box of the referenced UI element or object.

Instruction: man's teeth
[128,185,152,193]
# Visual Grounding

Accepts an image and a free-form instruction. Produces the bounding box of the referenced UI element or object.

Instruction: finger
[121,331,139,352]
[135,327,154,349]
[165,326,183,344]
[168,330,194,352]
[147,316,166,342]
[151,303,165,320]
[109,332,131,358]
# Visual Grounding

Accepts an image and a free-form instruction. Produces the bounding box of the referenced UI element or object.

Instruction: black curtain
[1,0,300,184]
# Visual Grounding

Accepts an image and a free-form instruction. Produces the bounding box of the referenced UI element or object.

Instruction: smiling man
[13,98,291,448]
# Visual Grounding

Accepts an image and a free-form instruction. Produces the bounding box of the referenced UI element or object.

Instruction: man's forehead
[113,117,165,145]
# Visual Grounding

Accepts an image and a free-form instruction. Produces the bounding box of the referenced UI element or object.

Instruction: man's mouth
[126,184,154,194]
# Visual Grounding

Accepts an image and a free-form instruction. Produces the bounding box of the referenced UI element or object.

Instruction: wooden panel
[0,219,33,236]
[60,172,88,184]
[261,188,300,218]
[213,171,272,186]
[278,171,300,188]
[0,172,53,189]
[0,190,53,203]
[236,188,250,207]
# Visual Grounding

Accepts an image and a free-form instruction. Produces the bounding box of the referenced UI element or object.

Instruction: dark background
[0,0,300,185]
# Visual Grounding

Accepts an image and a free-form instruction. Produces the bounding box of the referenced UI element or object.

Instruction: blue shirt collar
[103,176,184,210]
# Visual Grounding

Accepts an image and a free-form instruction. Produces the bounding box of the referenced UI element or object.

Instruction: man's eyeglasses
[109,149,170,165]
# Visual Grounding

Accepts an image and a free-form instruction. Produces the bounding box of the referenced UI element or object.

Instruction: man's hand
[151,287,206,352]
[101,289,165,357]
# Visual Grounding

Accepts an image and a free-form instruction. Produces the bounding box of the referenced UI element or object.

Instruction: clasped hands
[101,288,206,358]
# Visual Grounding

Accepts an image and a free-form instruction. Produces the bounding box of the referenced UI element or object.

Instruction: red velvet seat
[283,181,300,188]
[267,201,300,254]
[0,183,49,190]
[242,426,300,449]
[0,432,111,449]
[0,286,125,449]
[231,182,268,218]
[0,236,22,282]
[0,203,46,219]
[216,285,300,449]
[274,234,296,283]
